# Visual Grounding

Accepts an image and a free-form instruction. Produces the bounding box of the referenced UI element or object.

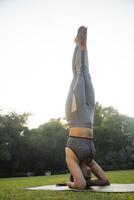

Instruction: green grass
[0,170,134,200]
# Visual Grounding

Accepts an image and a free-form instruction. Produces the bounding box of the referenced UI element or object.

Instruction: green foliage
[94,102,134,170]
[29,119,68,174]
[0,112,30,176]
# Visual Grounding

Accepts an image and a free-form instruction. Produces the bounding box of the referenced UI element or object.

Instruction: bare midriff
[69,127,93,139]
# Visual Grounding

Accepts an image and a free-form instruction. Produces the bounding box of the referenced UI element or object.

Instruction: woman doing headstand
[65,26,110,190]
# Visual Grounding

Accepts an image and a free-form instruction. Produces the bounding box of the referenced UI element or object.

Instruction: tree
[0,111,30,176]
[29,118,68,174]
[94,103,134,170]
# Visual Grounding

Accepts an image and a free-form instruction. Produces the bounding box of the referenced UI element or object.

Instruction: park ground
[0,170,134,200]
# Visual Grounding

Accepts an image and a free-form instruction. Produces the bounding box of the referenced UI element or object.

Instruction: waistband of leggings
[68,135,93,140]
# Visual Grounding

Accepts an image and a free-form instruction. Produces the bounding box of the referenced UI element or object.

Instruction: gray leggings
[65,46,95,129]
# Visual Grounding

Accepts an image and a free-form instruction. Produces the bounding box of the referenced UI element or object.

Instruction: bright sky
[0,0,134,129]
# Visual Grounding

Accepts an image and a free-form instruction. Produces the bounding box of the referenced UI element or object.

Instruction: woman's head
[74,26,87,50]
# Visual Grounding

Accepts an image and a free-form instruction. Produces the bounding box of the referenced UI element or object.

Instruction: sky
[0,0,134,129]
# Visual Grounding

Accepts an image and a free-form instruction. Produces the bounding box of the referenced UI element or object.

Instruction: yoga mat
[25,184,134,193]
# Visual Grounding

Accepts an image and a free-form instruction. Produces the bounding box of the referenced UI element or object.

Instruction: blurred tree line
[0,102,134,177]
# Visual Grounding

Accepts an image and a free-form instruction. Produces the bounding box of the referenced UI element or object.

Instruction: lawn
[0,170,134,200]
